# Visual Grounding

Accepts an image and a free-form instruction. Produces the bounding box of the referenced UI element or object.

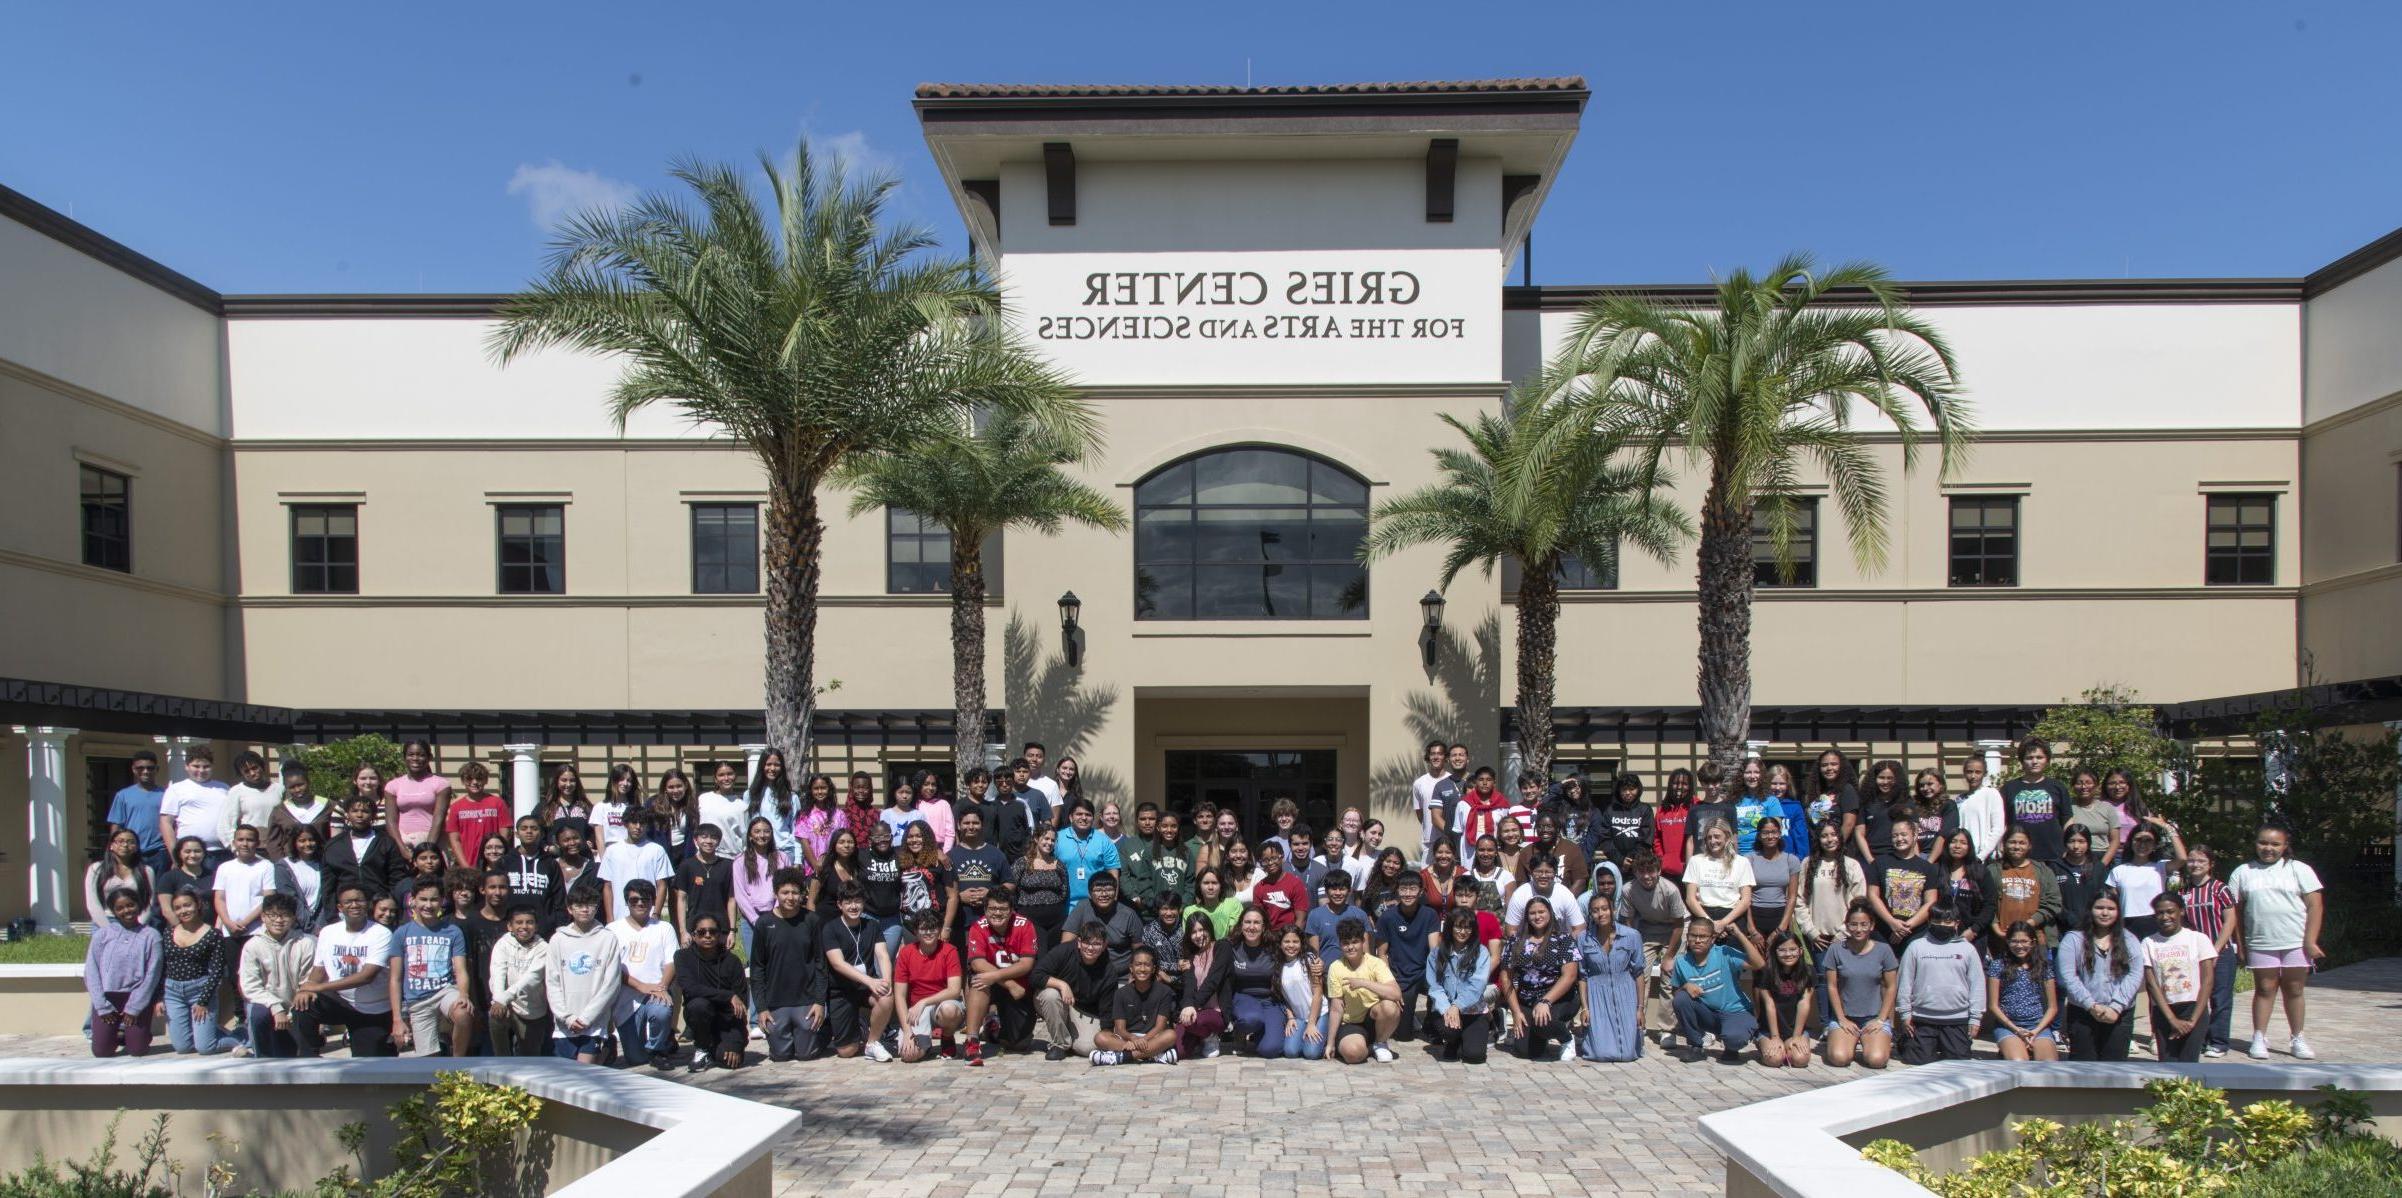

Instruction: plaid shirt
[2179,877,2237,943]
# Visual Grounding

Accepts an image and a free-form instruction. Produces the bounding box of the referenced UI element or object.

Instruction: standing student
[501,816,563,929]
[2173,844,2242,1057]
[2064,769,2120,867]
[2108,819,2187,939]
[597,809,675,924]
[1667,918,1764,1064]
[544,882,622,1064]
[109,750,172,871]
[1181,867,1243,940]
[265,760,331,863]
[1744,817,1798,941]
[1652,769,1696,882]
[86,890,163,1058]
[1683,821,1755,939]
[156,838,215,929]
[1750,930,1815,1069]
[441,763,510,870]
[1500,897,1581,1062]
[1054,799,1120,912]
[696,763,751,866]
[1412,740,1458,861]
[293,885,396,1058]
[239,892,315,1058]
[1730,759,1776,854]
[383,742,451,858]
[1250,840,1311,931]
[1304,868,1371,962]
[387,884,474,1058]
[1576,893,1646,1062]
[324,795,409,907]
[1686,764,1737,864]
[457,872,511,1028]
[1012,828,1071,942]
[944,808,1008,951]
[221,752,284,858]
[1930,830,1994,952]
[1850,760,1906,865]
[1984,920,2060,1061]
[1453,767,1514,854]
[1020,742,1063,812]
[1986,826,2064,949]
[2000,738,2070,863]
[593,763,641,850]
[86,828,155,930]
[1765,765,1811,858]
[1621,852,1691,1037]
[1802,750,1859,850]
[1792,821,1866,960]
[650,768,699,858]
[213,825,275,938]
[751,870,827,1063]
[1591,773,1657,870]
[160,891,231,1055]
[1359,847,1410,919]
[1504,858,1584,934]
[608,878,681,1068]
[2140,893,2215,1063]
[1895,903,1981,1064]
[2229,825,2324,1060]
[1090,944,1181,1066]
[159,746,233,868]
[674,823,737,947]
[1866,818,1938,945]
[1116,803,1165,917]
[2050,825,2107,935]
[538,764,594,843]
[1821,901,1899,1069]
[2057,893,2142,1062]
[675,913,751,1072]
[549,826,600,932]
[731,817,791,958]
[1906,770,1961,857]
[1954,755,2005,860]
[486,902,551,1057]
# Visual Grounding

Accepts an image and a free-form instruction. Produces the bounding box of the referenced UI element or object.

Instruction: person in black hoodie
[1588,773,1658,870]
[750,868,826,1062]
[674,912,749,1072]
[323,795,409,910]
[548,824,601,935]
[502,815,563,923]
[1029,923,1120,1060]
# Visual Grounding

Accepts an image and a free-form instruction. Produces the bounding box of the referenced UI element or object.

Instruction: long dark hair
[741,816,779,885]
[2077,894,2131,981]
[2103,768,2150,821]
[1663,769,1696,808]
[1435,908,1481,984]
[1800,820,1850,907]
[542,764,587,821]
[748,749,795,820]
[2000,920,2050,982]
[604,763,640,809]
[92,828,151,923]
[1806,749,1855,800]
[1761,930,1812,993]
[1860,760,1905,806]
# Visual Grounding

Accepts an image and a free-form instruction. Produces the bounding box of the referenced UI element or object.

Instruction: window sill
[1131,621,1374,638]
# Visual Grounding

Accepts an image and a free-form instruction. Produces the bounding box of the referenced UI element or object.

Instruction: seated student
[891,909,965,1063]
[544,882,623,1064]
[820,883,898,1061]
[487,901,552,1056]
[1821,900,1899,1069]
[87,889,164,1058]
[1059,870,1144,971]
[961,889,1040,1065]
[1327,921,1403,1063]
[1030,922,1121,1060]
[2140,892,2216,1063]
[672,912,749,1072]
[239,891,317,1058]
[389,882,475,1058]
[1427,908,1494,1064]
[1090,944,1181,1066]
[1747,929,1815,1069]
[610,878,681,1068]
[1266,924,1330,1061]
[293,885,396,1057]
[1896,902,1982,1064]
[1376,873,1440,1041]
[1985,920,2059,1062]
[1174,914,1228,1059]
[1620,852,1691,1038]
[750,869,827,1063]
[1667,917,1765,1063]
[1501,896,1583,1062]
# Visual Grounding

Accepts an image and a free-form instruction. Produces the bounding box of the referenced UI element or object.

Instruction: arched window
[1134,447,1368,620]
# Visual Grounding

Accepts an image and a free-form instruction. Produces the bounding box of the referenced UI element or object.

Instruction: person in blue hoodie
[1575,891,1646,1061]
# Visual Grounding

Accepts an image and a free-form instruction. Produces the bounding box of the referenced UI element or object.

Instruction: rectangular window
[887,508,951,594]
[289,504,360,594]
[690,504,760,595]
[80,464,131,572]
[2205,494,2275,586]
[1751,498,1817,588]
[1557,547,1618,591]
[496,504,566,594]
[1947,496,2019,587]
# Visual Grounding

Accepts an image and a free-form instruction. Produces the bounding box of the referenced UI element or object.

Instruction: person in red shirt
[442,763,512,867]
[891,909,963,1062]
[960,890,1038,1064]
[1251,841,1312,931]
[1456,768,1515,851]
[1450,874,1509,998]
[1653,769,1697,882]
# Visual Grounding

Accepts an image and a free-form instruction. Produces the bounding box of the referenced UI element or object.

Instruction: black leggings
[1435,1009,1491,1064]
[1518,985,1581,1060]
[2064,1004,2134,1061]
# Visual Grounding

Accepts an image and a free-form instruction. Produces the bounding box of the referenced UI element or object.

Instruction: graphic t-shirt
[389,920,468,1003]
[1252,873,1311,929]
[1993,862,2046,932]
[948,843,1010,903]
[443,795,511,859]
[2143,928,2214,1005]
[859,848,904,918]
[1870,853,1938,925]
[607,917,680,1023]
[967,915,1039,971]
[315,921,396,1014]
[2001,778,2070,861]
[1652,805,1691,877]
[675,855,734,930]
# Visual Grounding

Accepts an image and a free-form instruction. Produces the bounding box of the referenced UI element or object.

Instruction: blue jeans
[2205,941,2238,1051]
[246,1003,299,1058]
[553,1032,608,1061]
[1230,992,1278,1052]
[1267,1009,1332,1060]
[1671,991,1757,1052]
[163,976,227,1054]
[616,997,676,1065]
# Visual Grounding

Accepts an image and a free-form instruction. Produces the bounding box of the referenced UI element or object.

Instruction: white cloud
[813,129,897,183]
[506,160,638,229]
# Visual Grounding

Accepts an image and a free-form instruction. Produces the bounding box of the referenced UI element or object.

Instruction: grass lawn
[0,935,90,965]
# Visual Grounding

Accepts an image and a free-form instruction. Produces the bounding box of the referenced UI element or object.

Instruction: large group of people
[80,735,2328,1073]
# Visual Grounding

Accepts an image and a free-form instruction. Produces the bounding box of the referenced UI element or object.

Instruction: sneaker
[982,1016,1002,1042]
[651,1055,677,1072]
[961,1039,985,1067]
[2247,1034,2271,1060]
[864,1040,894,1063]
[1371,1043,1396,1063]
[1557,1041,1575,1063]
[2288,1035,2316,1060]
[1089,1050,1123,1066]
[912,1033,933,1057]
[688,1049,710,1073]
[1157,1048,1178,1065]
[1202,1035,1221,1059]
[1044,1044,1070,1062]
[2204,1044,2228,1058]
[749,1025,766,1041]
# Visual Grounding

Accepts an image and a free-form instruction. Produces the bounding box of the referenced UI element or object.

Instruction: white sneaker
[1156,1048,1178,1065]
[2288,1034,2316,1060]
[2247,1034,2271,1060]
[863,1040,894,1063]
[1088,1050,1122,1066]
[1557,1041,1575,1062]
[1371,1043,1396,1063]
[1203,1035,1221,1059]
[2204,1045,2227,1058]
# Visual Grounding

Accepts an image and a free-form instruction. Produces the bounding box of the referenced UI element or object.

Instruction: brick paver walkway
[8,957,2396,1196]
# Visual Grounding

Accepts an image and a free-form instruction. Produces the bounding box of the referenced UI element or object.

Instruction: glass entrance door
[1164,749,1337,842]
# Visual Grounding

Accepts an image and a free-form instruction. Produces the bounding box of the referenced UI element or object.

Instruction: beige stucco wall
[2298,395,2402,683]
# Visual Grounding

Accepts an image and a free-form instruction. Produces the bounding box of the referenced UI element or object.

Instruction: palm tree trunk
[1515,556,1562,781]
[763,471,824,762]
[1695,457,1755,776]
[950,538,989,777]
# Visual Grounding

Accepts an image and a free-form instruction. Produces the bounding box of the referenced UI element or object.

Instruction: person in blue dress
[1575,891,1646,1061]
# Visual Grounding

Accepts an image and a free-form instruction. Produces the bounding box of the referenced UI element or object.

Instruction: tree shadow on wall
[1367,611,1502,832]
[1003,613,1126,803]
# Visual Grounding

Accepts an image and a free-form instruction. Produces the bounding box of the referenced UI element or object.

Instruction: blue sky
[3,2,2395,293]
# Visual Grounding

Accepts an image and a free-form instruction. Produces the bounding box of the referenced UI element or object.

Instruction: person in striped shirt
[2173,844,2242,1057]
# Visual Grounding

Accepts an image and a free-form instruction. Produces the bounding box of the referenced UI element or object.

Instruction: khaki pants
[1641,938,1678,1034]
[1033,989,1103,1053]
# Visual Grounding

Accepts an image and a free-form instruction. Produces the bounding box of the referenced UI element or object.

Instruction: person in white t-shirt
[2227,825,2325,1061]
[2141,892,2217,1062]
[1504,859,1587,933]
[1409,740,1454,862]
[159,747,234,865]
[292,884,396,1056]
[696,763,750,861]
[1022,742,1064,811]
[1952,755,2006,860]
[212,826,277,936]
[220,751,285,852]
[608,878,682,1067]
[598,809,675,923]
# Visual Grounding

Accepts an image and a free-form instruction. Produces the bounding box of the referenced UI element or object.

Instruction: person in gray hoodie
[1896,902,1982,1064]
[238,891,317,1057]
[544,882,622,1064]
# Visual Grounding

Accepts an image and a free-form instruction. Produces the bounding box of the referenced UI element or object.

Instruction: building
[4,77,2398,929]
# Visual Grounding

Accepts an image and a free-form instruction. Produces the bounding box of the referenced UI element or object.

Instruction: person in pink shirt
[382,741,451,855]
[730,816,791,957]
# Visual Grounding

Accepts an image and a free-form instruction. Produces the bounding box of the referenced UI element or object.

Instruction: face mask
[1927,925,1959,944]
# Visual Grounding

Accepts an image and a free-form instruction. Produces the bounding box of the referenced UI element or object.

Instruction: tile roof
[913,78,1587,99]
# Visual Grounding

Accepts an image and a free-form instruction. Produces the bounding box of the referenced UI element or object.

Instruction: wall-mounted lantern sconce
[1058,591,1083,668]
[1419,589,1445,670]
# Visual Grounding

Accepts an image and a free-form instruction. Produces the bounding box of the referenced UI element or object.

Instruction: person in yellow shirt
[1327,923,1402,1063]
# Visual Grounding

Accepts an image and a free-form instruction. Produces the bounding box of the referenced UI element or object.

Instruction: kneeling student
[487,901,552,1056]
[1328,922,1403,1063]
[892,909,964,1062]
[1090,944,1180,1065]
[238,891,316,1058]
[1897,902,1981,1064]
[673,913,748,1071]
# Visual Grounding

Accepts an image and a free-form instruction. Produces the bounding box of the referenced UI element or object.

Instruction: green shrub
[2244,1134,2402,1198]
[285,736,406,811]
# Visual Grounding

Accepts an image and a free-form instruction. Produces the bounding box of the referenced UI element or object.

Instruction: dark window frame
[289,503,360,595]
[1751,497,1819,589]
[1946,495,2020,588]
[1555,548,1618,592]
[79,464,131,573]
[1133,446,1371,621]
[886,508,952,595]
[495,503,567,595]
[2204,493,2276,587]
[690,503,761,595]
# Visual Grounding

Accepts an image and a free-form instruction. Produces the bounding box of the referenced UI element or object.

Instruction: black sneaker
[1044,1044,1070,1062]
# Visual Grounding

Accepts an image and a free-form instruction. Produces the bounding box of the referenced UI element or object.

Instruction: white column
[1744,739,1769,761]
[1974,739,2008,781]
[16,726,76,933]
[155,735,200,776]
[504,744,543,822]
[741,743,768,787]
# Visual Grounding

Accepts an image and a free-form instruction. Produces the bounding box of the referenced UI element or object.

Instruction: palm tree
[1514,254,1970,774]
[835,411,1126,774]
[490,143,1095,757]
[1362,408,1690,779]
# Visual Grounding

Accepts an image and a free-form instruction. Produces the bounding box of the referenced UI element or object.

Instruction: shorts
[2247,947,2310,970]
[1336,1022,1371,1046]
[1988,1024,2059,1044]
[908,999,963,1036]
[1826,1017,1893,1036]
[825,989,869,1047]
[552,1031,608,1060]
